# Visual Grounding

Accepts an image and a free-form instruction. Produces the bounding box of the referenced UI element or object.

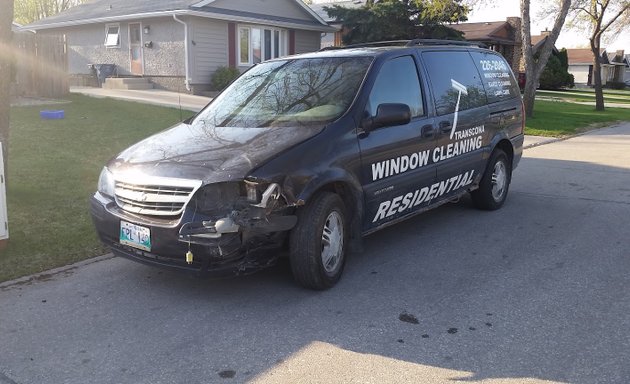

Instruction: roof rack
[319,40,410,51]
[319,39,486,52]
[405,39,485,48]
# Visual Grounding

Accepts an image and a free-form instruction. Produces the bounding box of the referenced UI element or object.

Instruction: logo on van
[450,79,468,140]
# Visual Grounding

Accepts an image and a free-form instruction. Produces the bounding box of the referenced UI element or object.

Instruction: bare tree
[570,0,629,111]
[463,0,572,117]
[520,0,572,117]
[0,0,14,175]
[14,0,87,24]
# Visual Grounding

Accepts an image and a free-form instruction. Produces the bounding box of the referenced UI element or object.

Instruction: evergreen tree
[324,0,468,44]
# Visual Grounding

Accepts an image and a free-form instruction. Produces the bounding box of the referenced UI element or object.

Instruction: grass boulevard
[0,94,628,282]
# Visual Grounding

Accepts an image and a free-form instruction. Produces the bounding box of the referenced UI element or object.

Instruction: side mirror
[363,103,411,132]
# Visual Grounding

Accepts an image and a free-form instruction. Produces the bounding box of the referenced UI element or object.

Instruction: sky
[310,0,630,51]
[468,1,629,51]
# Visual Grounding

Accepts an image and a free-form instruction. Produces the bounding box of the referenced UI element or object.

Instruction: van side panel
[420,50,490,196]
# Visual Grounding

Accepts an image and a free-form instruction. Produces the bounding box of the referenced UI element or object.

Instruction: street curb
[0,254,115,290]
[523,137,564,149]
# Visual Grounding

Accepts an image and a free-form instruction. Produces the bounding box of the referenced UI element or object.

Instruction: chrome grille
[114,176,202,217]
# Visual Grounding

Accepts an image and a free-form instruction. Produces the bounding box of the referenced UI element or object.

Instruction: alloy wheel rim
[491,160,507,201]
[321,211,344,274]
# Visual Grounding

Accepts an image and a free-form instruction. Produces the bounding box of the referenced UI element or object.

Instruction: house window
[104,24,121,48]
[238,26,288,66]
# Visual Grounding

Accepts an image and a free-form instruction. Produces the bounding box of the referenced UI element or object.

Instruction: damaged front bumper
[178,184,296,245]
[90,183,297,277]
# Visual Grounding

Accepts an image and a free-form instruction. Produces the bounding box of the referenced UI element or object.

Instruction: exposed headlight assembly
[97,167,115,198]
[244,180,281,208]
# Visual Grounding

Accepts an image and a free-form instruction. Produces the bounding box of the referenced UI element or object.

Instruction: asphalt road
[1,123,630,384]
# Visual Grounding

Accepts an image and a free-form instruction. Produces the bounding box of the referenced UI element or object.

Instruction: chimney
[541,28,550,36]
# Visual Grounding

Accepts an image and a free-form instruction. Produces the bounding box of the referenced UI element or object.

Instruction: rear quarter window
[421,50,486,116]
[470,51,520,103]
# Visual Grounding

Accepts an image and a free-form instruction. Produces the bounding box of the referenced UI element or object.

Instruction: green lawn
[526,100,630,137]
[0,95,194,282]
[0,95,629,282]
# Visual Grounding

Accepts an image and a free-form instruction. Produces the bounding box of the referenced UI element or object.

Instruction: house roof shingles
[449,21,510,41]
[24,0,332,31]
[309,0,366,23]
[567,48,607,65]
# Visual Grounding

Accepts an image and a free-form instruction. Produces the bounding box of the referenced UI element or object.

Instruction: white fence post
[0,143,8,241]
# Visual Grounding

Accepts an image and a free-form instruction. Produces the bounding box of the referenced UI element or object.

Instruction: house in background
[606,50,628,85]
[449,18,523,74]
[308,0,365,48]
[530,29,560,56]
[625,54,630,85]
[22,0,334,94]
[567,48,626,87]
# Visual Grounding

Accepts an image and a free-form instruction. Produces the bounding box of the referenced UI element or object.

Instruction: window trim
[104,23,121,48]
[237,25,288,66]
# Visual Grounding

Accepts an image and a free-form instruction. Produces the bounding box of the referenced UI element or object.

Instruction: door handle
[421,124,435,138]
[438,121,451,133]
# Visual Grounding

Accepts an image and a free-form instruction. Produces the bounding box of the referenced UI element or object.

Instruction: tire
[289,192,348,290]
[471,149,511,210]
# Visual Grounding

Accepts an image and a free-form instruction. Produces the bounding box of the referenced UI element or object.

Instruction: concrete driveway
[1,123,629,384]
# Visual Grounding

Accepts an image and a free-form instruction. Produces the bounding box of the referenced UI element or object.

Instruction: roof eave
[186,10,335,32]
[22,10,184,31]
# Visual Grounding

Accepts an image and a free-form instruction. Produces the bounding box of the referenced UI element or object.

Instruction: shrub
[210,66,240,91]
[538,54,574,90]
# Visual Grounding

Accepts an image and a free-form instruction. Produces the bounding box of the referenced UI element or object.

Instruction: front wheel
[471,149,512,210]
[289,192,348,290]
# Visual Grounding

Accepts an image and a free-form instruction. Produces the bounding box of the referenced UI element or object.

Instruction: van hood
[109,121,323,183]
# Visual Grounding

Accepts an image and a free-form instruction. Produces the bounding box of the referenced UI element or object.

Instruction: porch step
[103,77,153,90]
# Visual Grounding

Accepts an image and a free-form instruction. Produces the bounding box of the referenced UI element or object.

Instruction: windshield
[194,57,373,128]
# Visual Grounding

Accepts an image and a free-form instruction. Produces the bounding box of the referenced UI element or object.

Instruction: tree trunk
[520,0,572,118]
[590,36,605,111]
[520,0,536,117]
[0,0,14,176]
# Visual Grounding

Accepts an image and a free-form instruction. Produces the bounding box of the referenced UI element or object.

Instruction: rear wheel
[289,192,348,290]
[471,149,511,210]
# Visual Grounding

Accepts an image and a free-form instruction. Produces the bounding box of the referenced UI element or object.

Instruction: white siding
[0,144,7,240]
[189,18,229,84]
[294,30,320,54]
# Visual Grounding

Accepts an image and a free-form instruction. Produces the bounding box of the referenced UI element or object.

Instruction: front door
[129,23,143,76]
[358,55,437,231]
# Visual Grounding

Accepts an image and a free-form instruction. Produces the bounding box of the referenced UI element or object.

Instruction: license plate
[120,221,151,251]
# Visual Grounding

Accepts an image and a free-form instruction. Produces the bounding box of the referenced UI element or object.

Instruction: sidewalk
[70,86,211,112]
